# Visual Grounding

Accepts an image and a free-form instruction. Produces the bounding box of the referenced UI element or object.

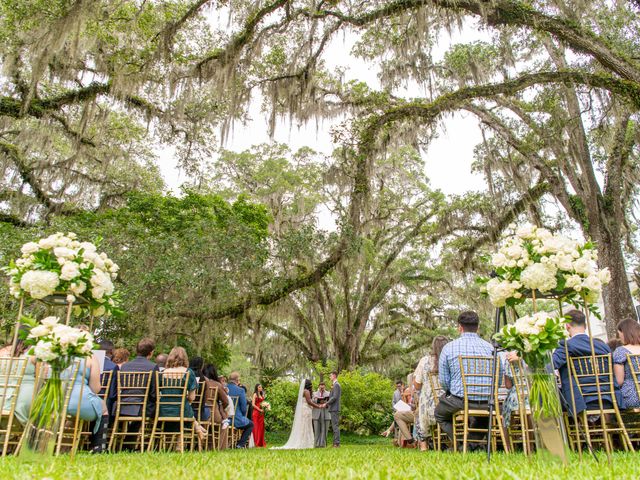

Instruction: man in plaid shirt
[434,311,496,447]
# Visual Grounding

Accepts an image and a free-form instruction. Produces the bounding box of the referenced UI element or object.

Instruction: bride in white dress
[272,379,324,449]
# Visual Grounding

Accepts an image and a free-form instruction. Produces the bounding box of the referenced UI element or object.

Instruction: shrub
[263,370,394,435]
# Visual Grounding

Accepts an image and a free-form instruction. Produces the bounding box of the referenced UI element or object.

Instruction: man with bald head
[155,353,168,372]
[227,371,253,448]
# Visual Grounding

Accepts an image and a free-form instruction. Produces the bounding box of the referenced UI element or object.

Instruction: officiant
[312,382,331,447]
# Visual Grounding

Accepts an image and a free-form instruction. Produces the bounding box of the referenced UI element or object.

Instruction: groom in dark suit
[327,371,342,447]
[552,309,624,416]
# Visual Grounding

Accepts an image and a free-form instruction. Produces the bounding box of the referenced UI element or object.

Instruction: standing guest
[414,335,450,451]
[159,347,206,442]
[120,338,158,418]
[98,340,119,419]
[312,382,331,447]
[202,364,230,449]
[112,348,130,368]
[252,384,267,447]
[553,309,624,416]
[614,318,640,409]
[435,311,495,447]
[227,372,254,448]
[155,353,168,372]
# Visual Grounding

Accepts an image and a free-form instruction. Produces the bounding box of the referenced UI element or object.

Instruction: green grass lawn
[0,433,637,479]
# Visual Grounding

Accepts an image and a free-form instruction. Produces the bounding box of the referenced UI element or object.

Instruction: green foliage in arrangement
[264,370,393,435]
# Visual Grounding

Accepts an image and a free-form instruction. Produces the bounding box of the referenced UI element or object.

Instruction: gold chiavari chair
[569,354,633,454]
[507,360,534,455]
[79,368,115,450]
[148,371,199,453]
[0,357,28,456]
[228,395,241,448]
[55,359,91,455]
[190,381,207,450]
[205,385,220,450]
[623,353,640,443]
[109,371,152,452]
[452,355,509,454]
[427,372,448,451]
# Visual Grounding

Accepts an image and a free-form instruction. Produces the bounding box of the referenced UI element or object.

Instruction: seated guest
[112,348,130,368]
[552,309,623,416]
[159,347,206,441]
[613,318,640,409]
[393,380,416,447]
[1,339,37,425]
[155,353,167,372]
[381,381,405,438]
[227,371,254,448]
[66,329,110,453]
[120,338,158,418]
[434,311,495,446]
[414,335,450,451]
[98,340,118,418]
[189,356,204,379]
[202,364,230,449]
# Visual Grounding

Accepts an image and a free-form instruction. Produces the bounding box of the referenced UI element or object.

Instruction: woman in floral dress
[413,336,449,450]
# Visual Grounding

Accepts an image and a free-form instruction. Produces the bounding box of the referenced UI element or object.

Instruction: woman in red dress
[252,384,266,447]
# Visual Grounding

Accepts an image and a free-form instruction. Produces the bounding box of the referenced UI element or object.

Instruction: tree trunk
[590,219,636,339]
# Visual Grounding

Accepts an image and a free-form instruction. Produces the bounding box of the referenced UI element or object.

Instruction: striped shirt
[439,333,496,401]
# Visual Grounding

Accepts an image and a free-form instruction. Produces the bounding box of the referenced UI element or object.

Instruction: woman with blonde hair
[159,347,206,442]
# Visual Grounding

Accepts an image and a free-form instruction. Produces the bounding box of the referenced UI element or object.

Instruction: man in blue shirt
[227,371,254,448]
[434,311,495,445]
[552,309,623,416]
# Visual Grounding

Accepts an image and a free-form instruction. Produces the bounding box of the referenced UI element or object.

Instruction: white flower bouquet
[494,312,567,419]
[477,224,610,308]
[21,316,95,429]
[262,401,271,412]
[4,232,119,316]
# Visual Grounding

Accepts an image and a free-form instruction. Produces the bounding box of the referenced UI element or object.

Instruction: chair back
[116,371,152,418]
[509,359,529,408]
[569,354,617,408]
[192,381,206,421]
[458,355,498,404]
[228,395,239,419]
[0,357,28,455]
[99,369,113,402]
[205,384,219,410]
[156,371,189,420]
[427,373,444,405]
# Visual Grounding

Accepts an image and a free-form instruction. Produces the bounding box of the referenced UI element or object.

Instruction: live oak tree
[2,0,640,338]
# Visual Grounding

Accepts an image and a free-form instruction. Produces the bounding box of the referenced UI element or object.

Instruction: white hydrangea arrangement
[4,232,119,316]
[478,224,610,307]
[21,315,95,428]
[24,316,95,364]
[494,311,568,419]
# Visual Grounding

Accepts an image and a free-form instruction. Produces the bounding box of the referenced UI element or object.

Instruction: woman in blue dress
[65,349,109,452]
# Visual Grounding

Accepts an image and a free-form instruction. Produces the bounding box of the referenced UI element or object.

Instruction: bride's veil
[272,379,306,449]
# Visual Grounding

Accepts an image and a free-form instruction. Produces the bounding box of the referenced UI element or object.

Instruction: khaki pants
[394,411,415,441]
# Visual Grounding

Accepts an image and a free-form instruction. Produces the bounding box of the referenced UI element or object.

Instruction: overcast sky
[158,20,490,196]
